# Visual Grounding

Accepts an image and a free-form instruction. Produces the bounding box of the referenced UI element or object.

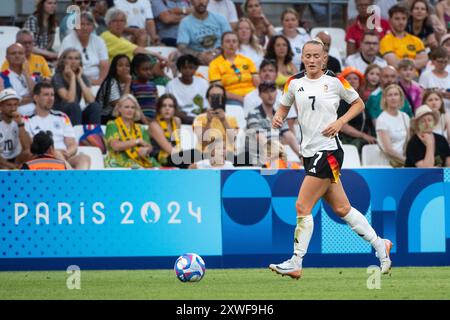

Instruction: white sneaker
[269,255,302,280]
[377,239,393,274]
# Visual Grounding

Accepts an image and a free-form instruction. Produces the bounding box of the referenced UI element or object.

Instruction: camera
[210,94,224,110]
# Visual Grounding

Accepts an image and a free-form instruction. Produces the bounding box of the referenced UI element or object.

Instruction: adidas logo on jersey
[309,168,316,174]
[297,87,304,92]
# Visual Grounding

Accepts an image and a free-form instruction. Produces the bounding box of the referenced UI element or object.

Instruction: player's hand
[272,115,284,129]
[322,119,343,137]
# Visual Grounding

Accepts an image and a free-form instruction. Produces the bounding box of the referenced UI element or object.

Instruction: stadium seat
[310,27,346,61]
[225,104,246,131]
[157,85,166,96]
[341,144,361,168]
[77,146,105,169]
[0,26,20,48]
[361,144,391,167]
[146,46,178,59]
[180,124,197,150]
[73,125,84,142]
[196,65,209,81]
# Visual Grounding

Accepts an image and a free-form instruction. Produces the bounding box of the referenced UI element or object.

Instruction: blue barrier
[0,169,449,270]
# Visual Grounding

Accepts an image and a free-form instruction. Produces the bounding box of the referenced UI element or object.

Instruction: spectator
[96,54,132,124]
[380,4,428,70]
[300,32,342,74]
[366,66,413,122]
[242,0,276,47]
[93,0,109,36]
[114,0,160,46]
[1,29,52,81]
[101,8,166,63]
[130,54,175,157]
[398,58,423,113]
[23,0,58,62]
[422,89,450,140]
[207,0,239,31]
[188,138,234,169]
[376,84,411,167]
[263,139,301,169]
[21,130,70,170]
[337,67,377,153]
[155,94,182,165]
[166,54,209,124]
[52,48,102,125]
[0,89,31,169]
[104,94,159,168]
[236,17,264,70]
[264,35,298,90]
[344,31,388,73]
[193,83,239,155]
[436,0,450,29]
[59,12,110,86]
[406,0,438,49]
[362,63,382,102]
[151,0,192,47]
[243,59,297,132]
[278,8,311,71]
[418,46,450,113]
[209,32,259,105]
[177,0,231,65]
[24,82,91,169]
[0,44,37,116]
[59,0,93,42]
[246,81,300,165]
[405,104,450,167]
[345,0,391,56]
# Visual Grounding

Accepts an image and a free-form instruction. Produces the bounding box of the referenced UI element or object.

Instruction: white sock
[293,215,314,259]
[341,207,386,258]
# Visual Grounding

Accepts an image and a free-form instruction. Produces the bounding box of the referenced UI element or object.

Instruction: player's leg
[322,180,393,274]
[269,175,330,279]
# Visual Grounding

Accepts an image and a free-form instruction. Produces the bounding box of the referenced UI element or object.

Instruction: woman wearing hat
[337,67,377,154]
[405,104,450,167]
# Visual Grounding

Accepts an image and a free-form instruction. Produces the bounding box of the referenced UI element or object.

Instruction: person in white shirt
[59,12,110,86]
[2,44,36,116]
[189,138,234,169]
[166,54,209,124]
[114,0,160,46]
[419,47,450,113]
[269,39,392,279]
[236,17,264,70]
[23,81,90,169]
[207,0,238,30]
[376,84,410,165]
[344,31,387,73]
[0,88,31,169]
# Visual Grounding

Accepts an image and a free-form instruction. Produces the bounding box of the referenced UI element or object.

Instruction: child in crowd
[131,54,159,120]
[362,64,381,102]
[165,55,209,124]
[398,58,423,113]
[422,89,450,141]
[155,94,182,166]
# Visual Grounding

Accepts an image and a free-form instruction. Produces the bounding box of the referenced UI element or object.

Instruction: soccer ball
[174,253,206,282]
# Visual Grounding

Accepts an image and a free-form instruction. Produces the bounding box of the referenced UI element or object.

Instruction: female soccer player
[269,39,392,279]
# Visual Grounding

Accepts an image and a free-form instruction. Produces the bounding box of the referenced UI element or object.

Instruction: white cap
[0,88,20,103]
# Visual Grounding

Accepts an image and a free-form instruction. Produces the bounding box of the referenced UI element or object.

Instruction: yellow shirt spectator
[209,54,257,97]
[193,113,239,153]
[379,33,425,60]
[2,53,51,79]
[100,31,137,62]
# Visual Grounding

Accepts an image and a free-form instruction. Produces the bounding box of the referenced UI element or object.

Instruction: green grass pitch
[0,267,449,300]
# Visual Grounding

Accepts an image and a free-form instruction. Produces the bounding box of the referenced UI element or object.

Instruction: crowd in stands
[1,0,450,170]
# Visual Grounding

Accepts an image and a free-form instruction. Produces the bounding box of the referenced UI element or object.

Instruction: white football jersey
[24,110,75,151]
[280,70,359,157]
[0,120,22,160]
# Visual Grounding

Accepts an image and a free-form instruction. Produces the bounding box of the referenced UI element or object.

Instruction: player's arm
[322,98,364,137]
[272,104,291,129]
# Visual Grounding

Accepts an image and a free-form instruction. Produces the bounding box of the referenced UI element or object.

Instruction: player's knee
[334,203,351,217]
[295,200,310,216]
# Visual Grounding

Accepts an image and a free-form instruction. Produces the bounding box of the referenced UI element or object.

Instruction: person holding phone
[52,48,102,125]
[193,83,239,157]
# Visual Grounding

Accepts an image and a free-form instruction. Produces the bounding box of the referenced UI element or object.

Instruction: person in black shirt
[405,105,450,167]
